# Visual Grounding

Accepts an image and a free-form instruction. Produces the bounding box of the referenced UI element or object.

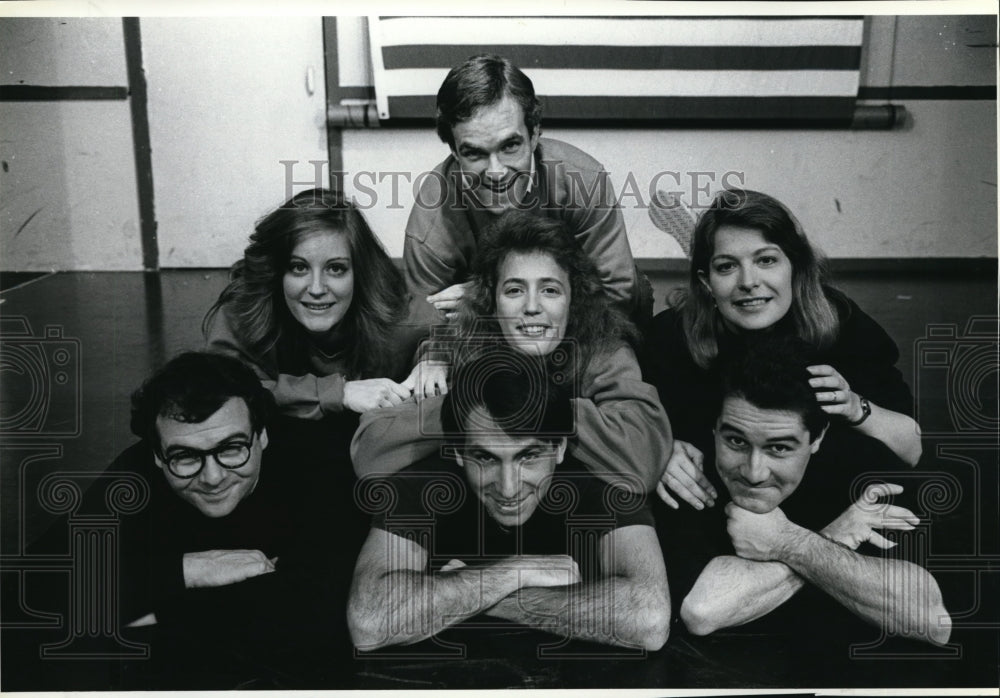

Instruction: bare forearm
[780,528,951,645]
[681,556,805,635]
[349,566,527,650]
[485,577,669,651]
[855,402,922,466]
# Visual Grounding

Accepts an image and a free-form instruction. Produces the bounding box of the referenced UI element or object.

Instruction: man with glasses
[110,351,341,679]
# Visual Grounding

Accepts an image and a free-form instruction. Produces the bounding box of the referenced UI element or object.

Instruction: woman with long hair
[642,188,921,508]
[204,188,427,419]
[352,209,671,494]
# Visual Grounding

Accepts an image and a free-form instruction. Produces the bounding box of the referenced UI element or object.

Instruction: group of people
[110,54,952,683]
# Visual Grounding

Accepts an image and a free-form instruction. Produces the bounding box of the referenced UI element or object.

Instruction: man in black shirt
[113,352,344,686]
[348,345,669,651]
[666,339,951,646]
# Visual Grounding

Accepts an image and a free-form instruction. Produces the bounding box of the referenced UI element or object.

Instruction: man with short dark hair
[405,54,642,323]
[111,352,343,670]
[662,340,952,646]
[347,345,669,651]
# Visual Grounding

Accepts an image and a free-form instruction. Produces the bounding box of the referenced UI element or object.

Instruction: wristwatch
[847,395,872,426]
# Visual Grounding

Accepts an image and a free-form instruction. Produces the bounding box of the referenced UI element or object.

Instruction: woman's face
[494,250,571,356]
[698,225,794,332]
[282,230,354,335]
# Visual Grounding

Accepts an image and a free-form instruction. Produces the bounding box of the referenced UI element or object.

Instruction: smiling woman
[352,210,673,495]
[642,189,924,512]
[203,188,425,419]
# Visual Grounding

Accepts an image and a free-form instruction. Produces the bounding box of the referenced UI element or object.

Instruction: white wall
[1,14,994,271]
[0,18,142,271]
[342,96,996,259]
[339,14,997,260]
[142,17,328,267]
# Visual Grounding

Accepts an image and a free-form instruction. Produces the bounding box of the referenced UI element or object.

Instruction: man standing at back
[405,54,642,323]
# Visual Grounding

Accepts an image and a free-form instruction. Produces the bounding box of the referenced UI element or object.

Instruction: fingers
[426,287,464,304]
[663,443,716,509]
[656,481,679,509]
[388,381,411,401]
[807,364,837,377]
[808,366,851,406]
[882,506,920,531]
[430,298,461,312]
[867,531,897,550]
[861,482,904,503]
[814,388,849,403]
[662,468,715,509]
[675,449,716,500]
[678,440,705,468]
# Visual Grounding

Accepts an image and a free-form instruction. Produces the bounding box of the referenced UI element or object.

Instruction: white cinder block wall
[1,15,995,271]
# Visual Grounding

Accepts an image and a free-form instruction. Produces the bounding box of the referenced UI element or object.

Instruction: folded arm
[347,528,580,650]
[681,555,805,636]
[729,502,951,646]
[484,525,670,650]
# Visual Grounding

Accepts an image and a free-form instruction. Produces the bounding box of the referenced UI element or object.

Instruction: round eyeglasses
[161,437,255,479]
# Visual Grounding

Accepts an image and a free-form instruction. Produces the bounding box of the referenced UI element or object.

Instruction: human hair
[675,188,840,369]
[130,352,275,454]
[456,209,638,378]
[441,343,573,440]
[717,336,829,442]
[435,54,543,148]
[203,188,408,379]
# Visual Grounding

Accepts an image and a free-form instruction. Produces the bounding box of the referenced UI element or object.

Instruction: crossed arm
[347,525,669,651]
[681,485,951,646]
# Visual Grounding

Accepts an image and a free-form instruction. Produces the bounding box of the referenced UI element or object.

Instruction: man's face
[154,397,268,518]
[457,407,566,527]
[450,94,540,215]
[714,396,822,514]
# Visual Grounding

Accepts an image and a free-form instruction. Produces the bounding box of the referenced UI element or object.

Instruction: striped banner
[368,16,864,123]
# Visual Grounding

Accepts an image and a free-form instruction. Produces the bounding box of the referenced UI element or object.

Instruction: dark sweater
[641,290,915,476]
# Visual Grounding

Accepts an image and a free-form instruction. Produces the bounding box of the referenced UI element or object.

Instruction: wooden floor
[1,266,997,690]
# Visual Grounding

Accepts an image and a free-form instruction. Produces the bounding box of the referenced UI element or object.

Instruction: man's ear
[529,124,541,152]
[152,448,166,472]
[809,424,829,454]
[259,427,269,451]
[555,437,567,465]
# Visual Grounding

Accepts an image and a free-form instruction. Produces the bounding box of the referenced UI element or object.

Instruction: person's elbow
[679,592,721,637]
[922,587,952,646]
[905,436,923,468]
[901,419,923,467]
[635,590,671,651]
[928,605,952,646]
[346,594,390,651]
[643,607,671,651]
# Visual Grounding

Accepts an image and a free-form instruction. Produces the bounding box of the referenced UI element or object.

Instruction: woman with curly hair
[642,188,921,509]
[204,188,428,419]
[351,209,671,495]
